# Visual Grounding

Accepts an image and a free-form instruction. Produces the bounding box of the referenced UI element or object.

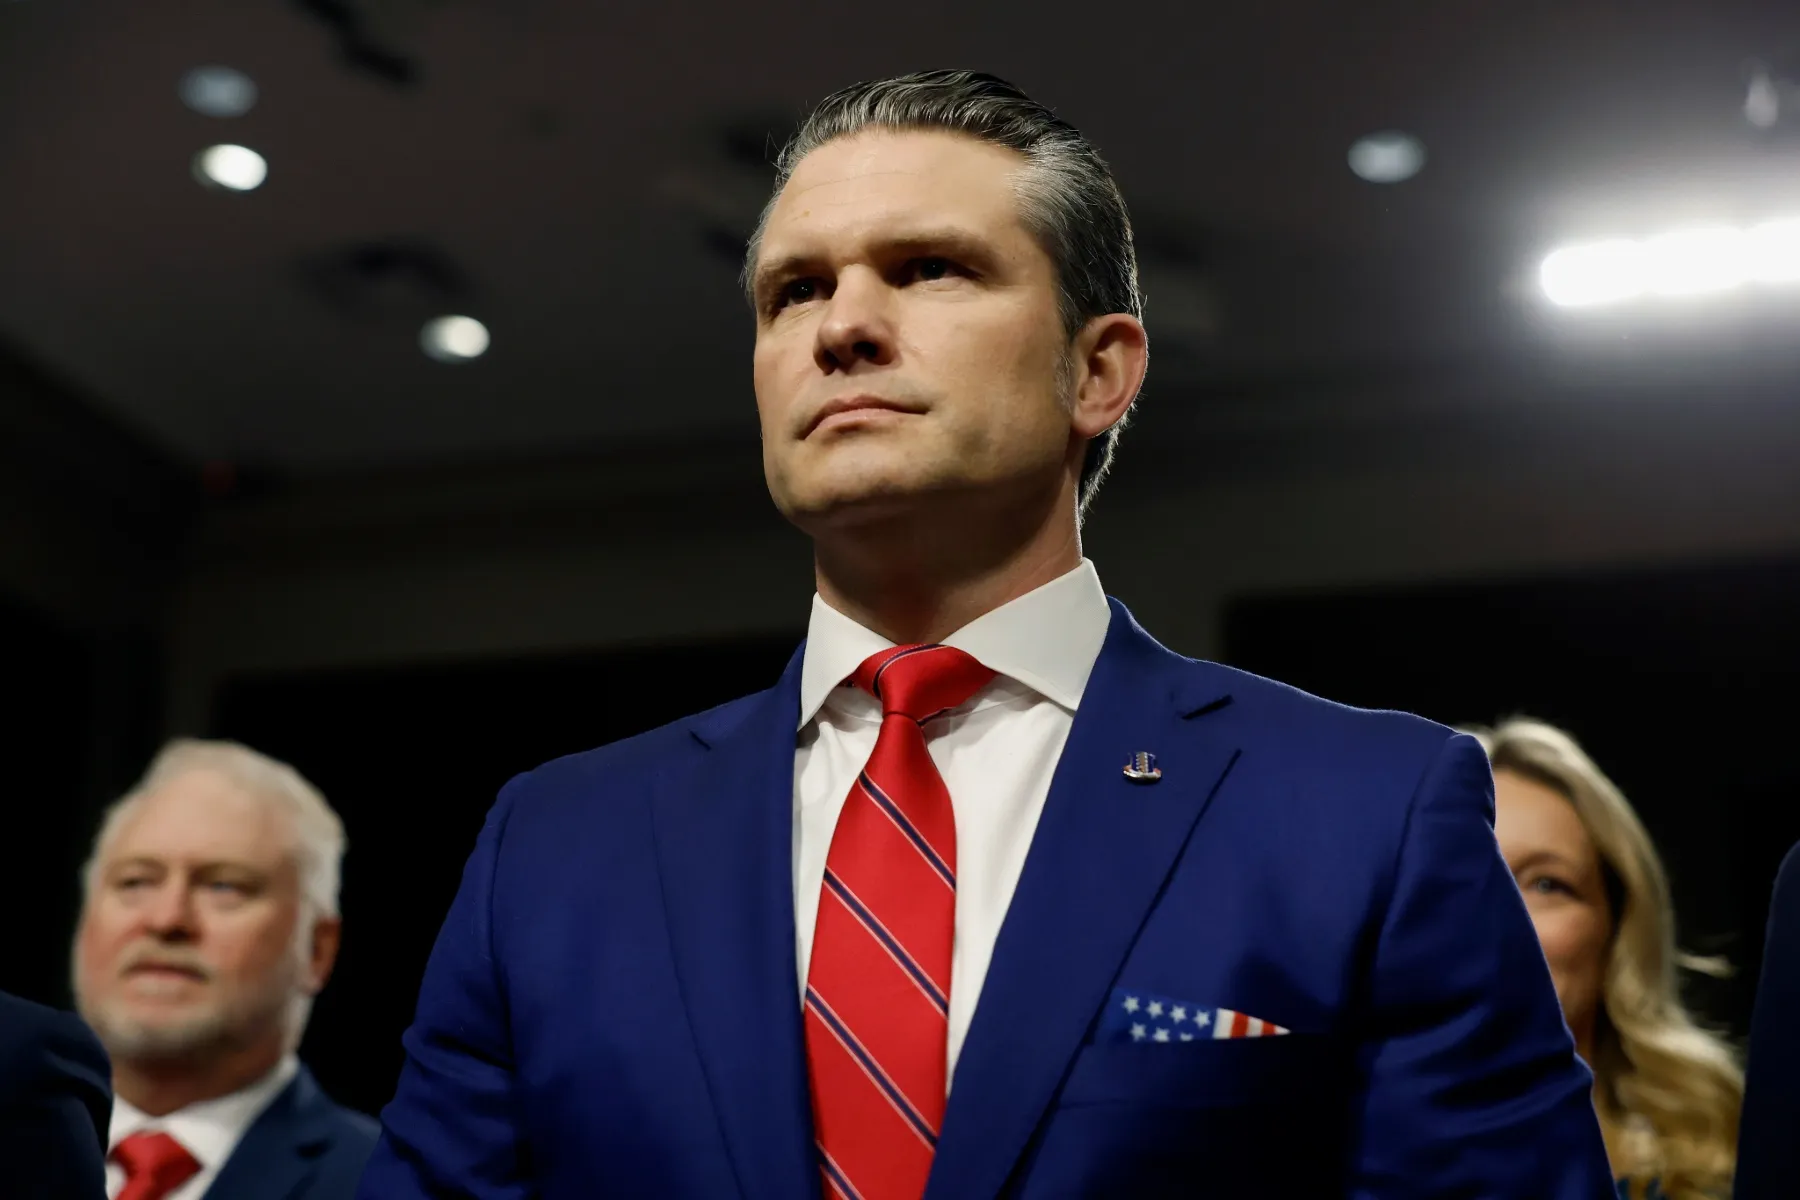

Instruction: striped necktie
[805,643,995,1200]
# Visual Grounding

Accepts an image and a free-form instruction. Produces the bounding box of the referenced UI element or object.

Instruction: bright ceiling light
[1540,217,1800,308]
[179,66,258,118]
[1641,227,1748,296]
[1747,218,1800,283]
[1540,240,1647,309]
[193,144,267,191]
[421,315,490,362]
[1347,132,1426,184]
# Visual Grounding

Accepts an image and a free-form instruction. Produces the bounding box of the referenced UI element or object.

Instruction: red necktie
[113,1130,201,1200]
[806,644,996,1200]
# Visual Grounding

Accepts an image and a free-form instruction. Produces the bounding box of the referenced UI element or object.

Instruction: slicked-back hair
[746,70,1144,513]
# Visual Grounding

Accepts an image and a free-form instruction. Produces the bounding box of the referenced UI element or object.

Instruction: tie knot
[852,644,994,721]
[113,1130,201,1197]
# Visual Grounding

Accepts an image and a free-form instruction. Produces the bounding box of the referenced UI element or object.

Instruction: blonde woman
[1467,718,1742,1200]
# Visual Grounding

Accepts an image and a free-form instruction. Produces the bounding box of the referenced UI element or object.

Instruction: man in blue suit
[74,740,377,1198]
[0,989,111,1199]
[361,70,1614,1198]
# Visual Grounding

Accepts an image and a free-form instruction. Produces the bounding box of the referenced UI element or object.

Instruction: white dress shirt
[107,1055,298,1200]
[794,559,1111,1082]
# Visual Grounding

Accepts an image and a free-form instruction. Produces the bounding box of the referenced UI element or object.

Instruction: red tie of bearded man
[113,1131,202,1200]
[805,644,995,1200]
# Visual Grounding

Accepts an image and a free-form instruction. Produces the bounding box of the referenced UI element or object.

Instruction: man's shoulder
[1152,652,1476,822]
[0,991,109,1103]
[496,687,776,810]
[266,1065,380,1169]
[1168,654,1458,764]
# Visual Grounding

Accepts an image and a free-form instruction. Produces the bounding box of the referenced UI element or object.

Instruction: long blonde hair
[1468,718,1741,1200]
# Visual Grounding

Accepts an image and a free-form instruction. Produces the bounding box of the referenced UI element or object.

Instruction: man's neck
[114,1038,285,1118]
[813,498,1083,645]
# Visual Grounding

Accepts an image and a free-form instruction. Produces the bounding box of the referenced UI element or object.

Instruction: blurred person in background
[1471,718,1742,1200]
[362,69,1609,1199]
[73,739,377,1200]
[1736,840,1800,1200]
[0,987,111,1198]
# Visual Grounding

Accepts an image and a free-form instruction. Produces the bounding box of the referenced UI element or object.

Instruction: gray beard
[79,945,308,1069]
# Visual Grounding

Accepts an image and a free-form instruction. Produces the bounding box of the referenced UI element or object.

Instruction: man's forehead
[105,772,293,864]
[762,129,1029,247]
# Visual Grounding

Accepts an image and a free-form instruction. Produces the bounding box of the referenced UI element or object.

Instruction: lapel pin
[1122,751,1162,784]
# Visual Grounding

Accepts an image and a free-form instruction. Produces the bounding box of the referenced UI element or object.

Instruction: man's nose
[139,881,198,937]
[814,267,896,373]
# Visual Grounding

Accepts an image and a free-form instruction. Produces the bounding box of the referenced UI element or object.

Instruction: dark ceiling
[2,0,1798,477]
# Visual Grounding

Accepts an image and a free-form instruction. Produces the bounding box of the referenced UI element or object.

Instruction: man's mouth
[124,962,208,982]
[804,394,923,436]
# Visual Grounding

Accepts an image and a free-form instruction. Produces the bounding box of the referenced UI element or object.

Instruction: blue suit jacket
[1735,840,1800,1200]
[0,990,110,1200]
[360,601,1612,1198]
[210,1064,378,1200]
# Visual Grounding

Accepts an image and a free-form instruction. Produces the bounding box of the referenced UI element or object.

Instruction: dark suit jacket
[0,989,110,1200]
[207,1064,379,1200]
[1736,841,1800,1199]
[360,600,1612,1198]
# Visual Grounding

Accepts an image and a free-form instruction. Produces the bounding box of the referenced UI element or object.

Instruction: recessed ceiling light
[421,315,490,362]
[1347,132,1426,184]
[193,144,267,191]
[1746,69,1782,130]
[179,66,258,118]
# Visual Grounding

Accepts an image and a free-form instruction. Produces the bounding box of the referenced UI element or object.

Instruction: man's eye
[911,257,953,282]
[775,279,819,310]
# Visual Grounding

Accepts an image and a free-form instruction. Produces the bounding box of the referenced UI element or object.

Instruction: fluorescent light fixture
[1539,217,1800,308]
[1748,218,1800,283]
[1642,227,1747,296]
[421,315,490,362]
[193,144,267,191]
[180,66,258,118]
[1347,132,1426,184]
[1540,240,1647,308]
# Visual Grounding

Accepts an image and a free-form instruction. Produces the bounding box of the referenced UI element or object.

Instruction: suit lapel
[926,602,1240,1200]
[652,646,819,1200]
[205,1067,335,1200]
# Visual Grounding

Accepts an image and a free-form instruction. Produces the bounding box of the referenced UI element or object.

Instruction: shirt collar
[797,558,1110,729]
[109,1054,299,1169]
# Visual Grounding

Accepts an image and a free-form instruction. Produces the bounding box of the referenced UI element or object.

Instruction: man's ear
[1069,313,1148,440]
[305,914,343,995]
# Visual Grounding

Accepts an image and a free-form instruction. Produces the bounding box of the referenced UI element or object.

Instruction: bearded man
[72,739,376,1200]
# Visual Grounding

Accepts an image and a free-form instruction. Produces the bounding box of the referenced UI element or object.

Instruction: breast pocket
[1056,1033,1336,1110]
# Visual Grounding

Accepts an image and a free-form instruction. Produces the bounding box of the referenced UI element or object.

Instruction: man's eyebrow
[750,252,819,301]
[751,228,1002,300]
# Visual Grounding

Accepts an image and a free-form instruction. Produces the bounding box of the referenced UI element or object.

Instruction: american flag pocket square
[1097,987,1291,1045]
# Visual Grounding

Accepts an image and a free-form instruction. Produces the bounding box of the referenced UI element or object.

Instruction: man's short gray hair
[83,738,345,919]
[745,69,1145,513]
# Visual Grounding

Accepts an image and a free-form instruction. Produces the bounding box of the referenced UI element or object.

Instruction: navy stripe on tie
[817,1144,864,1200]
[823,869,950,1014]
[857,772,956,890]
[869,643,942,702]
[806,986,940,1146]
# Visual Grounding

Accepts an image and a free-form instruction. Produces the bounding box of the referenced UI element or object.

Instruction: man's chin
[89,1006,237,1063]
[774,462,968,526]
